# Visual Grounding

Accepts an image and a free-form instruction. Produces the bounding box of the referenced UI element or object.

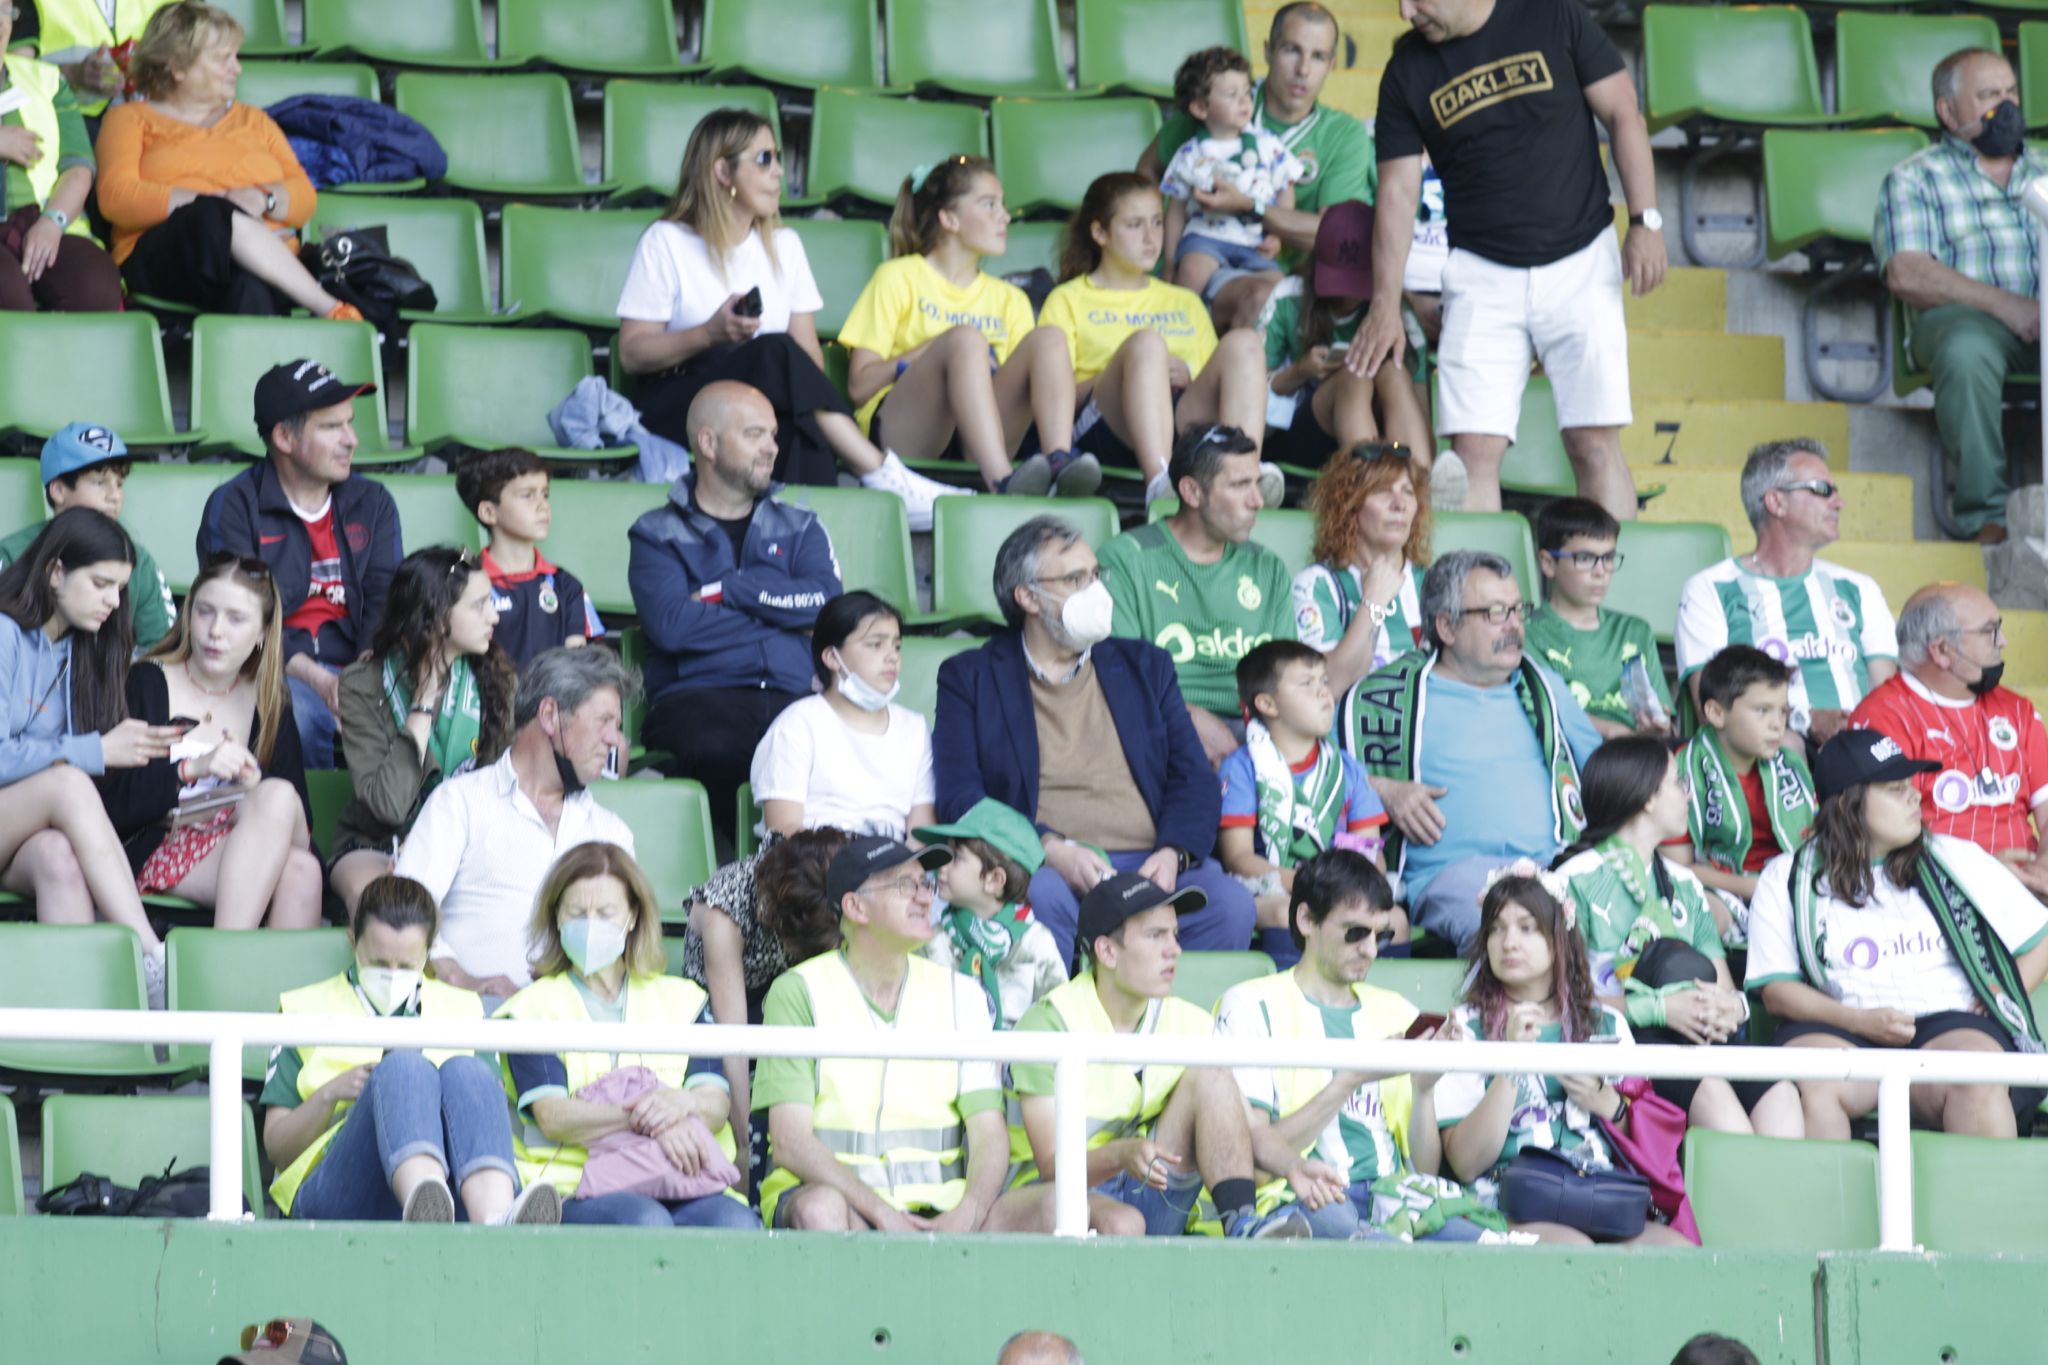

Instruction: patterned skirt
[137,809,237,894]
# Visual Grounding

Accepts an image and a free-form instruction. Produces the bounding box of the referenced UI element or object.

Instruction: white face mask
[1052,579,1115,650]
[836,667,900,712]
[357,966,421,1017]
[562,917,629,977]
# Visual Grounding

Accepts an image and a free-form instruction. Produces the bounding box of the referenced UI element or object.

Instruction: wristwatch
[43,208,70,231]
[263,188,278,216]
[1629,208,1664,232]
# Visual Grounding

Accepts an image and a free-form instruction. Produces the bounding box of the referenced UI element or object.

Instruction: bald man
[628,379,843,846]
[1850,582,2048,897]
[996,1331,1083,1365]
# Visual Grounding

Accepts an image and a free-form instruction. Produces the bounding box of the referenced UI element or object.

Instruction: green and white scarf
[1340,651,1583,873]
[1248,719,1346,869]
[381,654,482,797]
[939,902,1027,1029]
[1365,1171,1508,1241]
[1681,730,1815,876]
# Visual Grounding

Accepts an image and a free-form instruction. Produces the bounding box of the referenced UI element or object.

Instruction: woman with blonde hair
[1292,443,1432,694]
[615,107,955,527]
[99,551,321,929]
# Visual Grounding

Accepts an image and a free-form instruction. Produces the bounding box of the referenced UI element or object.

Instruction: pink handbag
[1597,1076,1701,1244]
[572,1065,742,1202]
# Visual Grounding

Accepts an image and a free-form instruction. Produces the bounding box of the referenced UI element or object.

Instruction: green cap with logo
[914,798,1046,877]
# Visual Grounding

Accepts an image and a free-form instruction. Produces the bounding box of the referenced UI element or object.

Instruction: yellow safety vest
[493,970,739,1199]
[2,54,92,238]
[24,0,171,114]
[1005,971,1215,1186]
[268,970,483,1217]
[757,951,971,1225]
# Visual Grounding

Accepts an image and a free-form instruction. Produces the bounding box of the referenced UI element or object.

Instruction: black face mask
[552,730,587,797]
[1973,101,2025,159]
[1969,660,2006,697]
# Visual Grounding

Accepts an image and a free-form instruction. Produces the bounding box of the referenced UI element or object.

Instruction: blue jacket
[627,472,841,701]
[0,614,102,787]
[267,96,447,188]
[932,631,1220,860]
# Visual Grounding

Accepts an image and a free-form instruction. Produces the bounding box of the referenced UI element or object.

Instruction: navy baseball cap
[1076,873,1206,955]
[253,359,375,443]
[825,836,952,908]
[1813,728,1940,803]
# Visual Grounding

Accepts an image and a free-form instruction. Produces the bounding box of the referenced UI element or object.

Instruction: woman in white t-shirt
[750,590,934,842]
[1750,729,2048,1139]
[614,108,956,528]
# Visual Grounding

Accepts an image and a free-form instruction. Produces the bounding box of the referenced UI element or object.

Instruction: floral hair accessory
[1482,857,1575,929]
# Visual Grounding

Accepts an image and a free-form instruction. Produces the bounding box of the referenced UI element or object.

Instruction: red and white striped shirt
[1849,671,2048,855]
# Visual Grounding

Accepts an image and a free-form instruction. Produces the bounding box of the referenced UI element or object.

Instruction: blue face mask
[561,917,627,976]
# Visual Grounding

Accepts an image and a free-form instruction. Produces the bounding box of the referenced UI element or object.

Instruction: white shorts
[1433,230,1632,439]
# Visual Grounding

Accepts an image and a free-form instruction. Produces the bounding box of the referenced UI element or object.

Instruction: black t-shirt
[1375,0,1624,267]
[694,495,755,563]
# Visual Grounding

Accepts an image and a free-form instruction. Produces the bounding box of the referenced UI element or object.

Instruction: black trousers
[636,332,850,488]
[121,196,290,315]
[643,684,802,849]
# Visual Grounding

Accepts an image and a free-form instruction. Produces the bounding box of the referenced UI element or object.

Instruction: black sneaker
[1045,449,1103,498]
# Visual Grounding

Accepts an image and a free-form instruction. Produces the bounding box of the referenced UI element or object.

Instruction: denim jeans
[292,1051,518,1221]
[562,1190,762,1230]
[287,660,345,771]
[1029,854,1257,967]
[1299,1179,1491,1242]
[1093,1168,1204,1237]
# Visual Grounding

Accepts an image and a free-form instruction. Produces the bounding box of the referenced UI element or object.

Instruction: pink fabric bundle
[1598,1076,1701,1244]
[572,1065,741,1201]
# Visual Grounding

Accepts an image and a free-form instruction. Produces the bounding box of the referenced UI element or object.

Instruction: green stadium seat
[1762,128,1929,261]
[1604,521,1731,646]
[0,460,46,538]
[394,73,612,197]
[0,312,188,446]
[2024,24,2048,132]
[542,478,669,617]
[776,484,921,618]
[1365,959,1466,1016]
[498,205,655,329]
[992,97,1163,215]
[590,779,717,923]
[603,82,779,205]
[1684,1130,1879,1251]
[307,195,497,323]
[1836,13,2002,128]
[165,927,354,1079]
[234,60,377,107]
[189,315,417,464]
[787,218,889,340]
[1496,377,1576,500]
[305,768,353,861]
[1142,501,1321,581]
[887,0,1072,97]
[1911,1132,2048,1255]
[984,220,1065,281]
[798,88,988,209]
[930,495,1120,625]
[1435,511,1539,601]
[214,0,308,55]
[406,324,630,464]
[1641,5,1830,134]
[0,1095,20,1217]
[664,934,691,978]
[699,0,886,90]
[899,634,979,728]
[734,781,759,859]
[41,1095,264,1218]
[1172,950,1275,1010]
[122,462,239,595]
[305,0,499,67]
[495,0,686,75]
[363,472,481,554]
[1075,0,1248,99]
[0,924,177,1077]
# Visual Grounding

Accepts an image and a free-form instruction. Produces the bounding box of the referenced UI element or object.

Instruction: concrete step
[1824,540,1989,606]
[1638,468,1914,546]
[1622,398,1851,471]
[1629,330,1784,402]
[1625,267,1727,334]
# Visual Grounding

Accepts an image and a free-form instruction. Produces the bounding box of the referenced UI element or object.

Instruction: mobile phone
[1328,341,1350,354]
[1404,1011,1447,1040]
[734,285,764,317]
[168,715,203,734]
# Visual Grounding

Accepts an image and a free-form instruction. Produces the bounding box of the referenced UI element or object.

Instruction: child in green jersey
[915,798,1068,1029]
[1525,497,1672,740]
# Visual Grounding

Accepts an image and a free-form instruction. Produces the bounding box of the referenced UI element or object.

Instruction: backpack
[36,1161,242,1218]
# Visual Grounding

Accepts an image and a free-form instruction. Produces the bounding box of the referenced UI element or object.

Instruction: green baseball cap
[913,798,1045,876]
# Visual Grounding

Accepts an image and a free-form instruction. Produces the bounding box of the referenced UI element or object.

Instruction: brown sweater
[1030,661,1156,854]
[93,100,315,263]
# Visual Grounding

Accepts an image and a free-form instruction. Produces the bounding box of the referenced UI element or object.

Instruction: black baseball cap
[1076,873,1207,956]
[1813,728,1939,802]
[253,358,375,444]
[825,836,952,908]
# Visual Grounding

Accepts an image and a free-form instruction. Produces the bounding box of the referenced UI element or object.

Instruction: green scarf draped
[1364,1171,1508,1241]
[1340,651,1583,873]
[1248,721,1347,869]
[939,902,1027,1029]
[1682,730,1814,876]
[382,654,482,797]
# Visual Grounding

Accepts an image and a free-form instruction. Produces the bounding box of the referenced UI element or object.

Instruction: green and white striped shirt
[1874,136,2047,301]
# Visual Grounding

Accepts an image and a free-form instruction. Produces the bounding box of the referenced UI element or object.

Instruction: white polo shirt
[394,750,636,987]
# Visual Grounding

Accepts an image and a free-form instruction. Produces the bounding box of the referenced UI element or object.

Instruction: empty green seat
[307,194,496,323]
[407,324,625,463]
[496,0,685,75]
[166,927,354,1079]
[1074,0,1248,99]
[787,217,889,340]
[394,72,610,197]
[590,779,717,922]
[306,768,354,860]
[1762,127,1930,260]
[1365,959,1466,1016]
[1911,1131,2048,1255]
[984,220,1065,281]
[1435,511,1539,601]
[800,88,988,208]
[887,0,1070,97]
[122,462,239,595]
[0,460,46,540]
[1837,13,2002,128]
[0,1095,19,1217]
[363,472,481,554]
[214,0,307,55]
[992,97,1162,215]
[189,315,415,463]
[499,205,656,328]
[930,495,1120,625]
[604,82,779,204]
[776,484,920,613]
[0,924,176,1077]
[1605,521,1732,645]
[305,0,498,67]
[543,478,671,616]
[1640,5,1830,133]
[42,1095,265,1218]
[1172,951,1275,1010]
[1685,1130,1879,1251]
[2024,24,2048,132]
[700,0,886,90]
[899,634,980,728]
[0,312,187,446]
[235,60,376,107]
[1496,376,1576,500]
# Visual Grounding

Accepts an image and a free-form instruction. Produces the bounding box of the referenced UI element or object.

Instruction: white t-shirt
[749,693,935,841]
[1747,833,2048,1016]
[614,220,823,336]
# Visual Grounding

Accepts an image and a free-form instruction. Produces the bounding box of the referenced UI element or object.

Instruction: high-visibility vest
[24,0,172,114]
[2,54,92,238]
[1005,970,1214,1185]
[268,970,483,1217]
[494,970,739,1199]
[757,951,971,1226]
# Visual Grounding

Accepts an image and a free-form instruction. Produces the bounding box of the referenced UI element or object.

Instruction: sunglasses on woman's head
[203,552,272,579]
[1350,442,1412,463]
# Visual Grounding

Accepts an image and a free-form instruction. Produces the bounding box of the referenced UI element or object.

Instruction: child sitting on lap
[1161,46,1304,304]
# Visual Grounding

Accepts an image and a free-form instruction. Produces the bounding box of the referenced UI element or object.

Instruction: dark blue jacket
[627,472,841,702]
[933,631,1220,860]
[267,96,447,188]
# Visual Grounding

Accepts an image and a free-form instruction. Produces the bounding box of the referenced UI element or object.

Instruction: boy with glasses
[1525,496,1671,738]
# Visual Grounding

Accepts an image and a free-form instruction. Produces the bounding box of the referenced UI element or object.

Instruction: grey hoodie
[0,614,103,787]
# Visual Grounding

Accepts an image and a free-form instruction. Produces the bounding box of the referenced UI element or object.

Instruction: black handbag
[1499,1147,1651,1240]
[298,225,437,331]
[36,1162,242,1218]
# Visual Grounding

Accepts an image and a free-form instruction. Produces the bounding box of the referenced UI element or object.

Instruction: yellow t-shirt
[837,254,1039,432]
[1036,274,1217,386]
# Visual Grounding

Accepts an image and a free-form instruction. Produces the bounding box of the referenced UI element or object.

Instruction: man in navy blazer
[933,515,1257,963]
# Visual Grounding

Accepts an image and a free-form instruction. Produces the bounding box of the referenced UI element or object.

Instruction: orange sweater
[92,101,316,264]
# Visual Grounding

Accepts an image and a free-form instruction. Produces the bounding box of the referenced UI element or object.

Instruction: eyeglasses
[859,872,936,901]
[1459,602,1534,625]
[728,148,781,169]
[446,546,477,576]
[1960,617,2004,640]
[1776,480,1840,501]
[1033,565,1100,594]
[1543,549,1624,572]
[1341,924,1398,948]
[1350,442,1412,463]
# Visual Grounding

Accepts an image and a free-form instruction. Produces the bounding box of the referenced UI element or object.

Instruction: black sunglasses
[1350,442,1412,463]
[1342,924,1397,948]
[202,551,272,580]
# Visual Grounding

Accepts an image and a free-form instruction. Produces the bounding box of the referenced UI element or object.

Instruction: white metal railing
[5,1008,2048,1249]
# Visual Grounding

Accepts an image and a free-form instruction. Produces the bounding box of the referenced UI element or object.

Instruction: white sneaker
[1430,449,1469,511]
[1258,461,1286,509]
[1145,470,1173,509]
[142,945,166,1011]
[402,1177,456,1224]
[860,450,972,533]
[495,1181,562,1227]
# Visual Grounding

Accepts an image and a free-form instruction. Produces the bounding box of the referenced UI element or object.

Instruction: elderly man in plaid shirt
[1876,47,2045,545]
